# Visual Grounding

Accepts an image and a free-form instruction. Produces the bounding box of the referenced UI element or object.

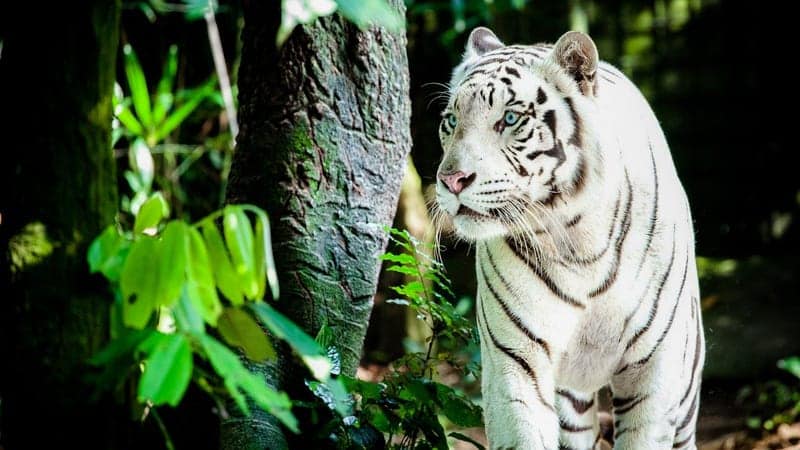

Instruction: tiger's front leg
[478,309,560,450]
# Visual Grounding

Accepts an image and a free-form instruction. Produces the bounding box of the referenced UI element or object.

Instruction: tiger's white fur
[434,28,705,450]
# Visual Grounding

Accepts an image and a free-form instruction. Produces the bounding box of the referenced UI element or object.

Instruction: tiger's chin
[451,210,509,242]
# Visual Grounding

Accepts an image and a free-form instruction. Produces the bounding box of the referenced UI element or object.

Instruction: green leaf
[138,333,193,406]
[253,209,280,300]
[197,334,297,431]
[120,236,160,328]
[185,227,222,325]
[134,192,169,234]
[89,328,154,367]
[364,404,393,433]
[315,321,335,349]
[277,0,338,46]
[173,290,205,333]
[157,221,188,307]
[335,0,404,31]
[223,206,259,299]
[380,252,418,266]
[449,432,486,450]
[201,221,243,305]
[123,44,153,128]
[217,307,276,362]
[116,102,144,136]
[385,265,419,276]
[778,356,800,379]
[340,375,384,402]
[250,303,331,380]
[153,45,178,124]
[155,79,214,141]
[87,226,130,282]
[435,383,483,427]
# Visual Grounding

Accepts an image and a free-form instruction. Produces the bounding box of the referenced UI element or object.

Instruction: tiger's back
[434,28,704,450]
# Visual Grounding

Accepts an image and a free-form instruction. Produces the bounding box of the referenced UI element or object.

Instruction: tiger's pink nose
[438,170,476,195]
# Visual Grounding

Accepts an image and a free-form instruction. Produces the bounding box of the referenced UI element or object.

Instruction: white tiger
[433,28,705,450]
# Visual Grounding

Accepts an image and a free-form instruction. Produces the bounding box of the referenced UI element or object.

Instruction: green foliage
[113,42,230,220]
[739,357,800,432]
[311,227,482,449]
[277,0,404,46]
[87,193,342,434]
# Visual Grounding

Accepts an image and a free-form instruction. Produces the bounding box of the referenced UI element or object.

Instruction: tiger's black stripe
[624,228,677,351]
[588,172,634,297]
[559,418,593,433]
[562,182,623,266]
[678,299,702,407]
[557,389,594,414]
[506,238,586,309]
[637,142,660,275]
[479,295,556,412]
[482,246,552,359]
[563,97,582,148]
[613,395,648,415]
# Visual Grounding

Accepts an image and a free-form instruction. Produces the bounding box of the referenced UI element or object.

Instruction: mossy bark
[0,2,120,448]
[224,2,411,448]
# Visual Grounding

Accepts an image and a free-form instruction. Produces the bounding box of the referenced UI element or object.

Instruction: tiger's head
[435,28,602,243]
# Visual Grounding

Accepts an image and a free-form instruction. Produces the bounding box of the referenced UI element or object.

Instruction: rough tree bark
[0,2,121,448]
[223,2,411,448]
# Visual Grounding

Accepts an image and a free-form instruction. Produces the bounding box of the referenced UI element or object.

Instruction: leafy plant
[739,356,800,432]
[113,43,226,217]
[313,228,483,450]
[87,192,345,439]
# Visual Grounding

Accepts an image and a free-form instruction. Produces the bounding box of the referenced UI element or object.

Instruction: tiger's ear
[464,27,505,60]
[552,31,599,96]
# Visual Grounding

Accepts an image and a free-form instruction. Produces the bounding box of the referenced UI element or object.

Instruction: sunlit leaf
[134,192,169,234]
[116,101,144,136]
[201,221,243,305]
[157,221,188,307]
[250,303,331,380]
[120,236,160,328]
[277,0,338,46]
[129,138,154,195]
[335,0,404,31]
[197,334,297,431]
[155,78,214,141]
[153,45,178,124]
[217,307,275,362]
[778,357,800,380]
[253,209,280,300]
[185,227,222,325]
[87,226,130,282]
[138,333,193,406]
[173,290,205,333]
[123,44,153,128]
[380,252,418,266]
[223,206,259,299]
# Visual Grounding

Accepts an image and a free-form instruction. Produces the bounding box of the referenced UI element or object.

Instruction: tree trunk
[0,2,121,448]
[223,2,411,448]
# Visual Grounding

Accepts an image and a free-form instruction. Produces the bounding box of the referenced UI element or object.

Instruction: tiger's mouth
[456,205,498,219]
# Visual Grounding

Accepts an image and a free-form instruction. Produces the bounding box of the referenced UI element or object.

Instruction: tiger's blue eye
[446,113,457,128]
[504,111,520,126]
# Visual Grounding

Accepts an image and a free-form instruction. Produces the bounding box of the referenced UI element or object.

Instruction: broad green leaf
[201,222,243,305]
[173,290,205,333]
[449,432,486,450]
[138,333,192,406]
[250,303,331,380]
[778,356,800,379]
[364,404,393,433]
[153,45,178,124]
[123,44,153,128]
[185,227,222,325]
[434,383,483,427]
[340,375,384,401]
[120,236,160,328]
[157,221,188,307]
[155,79,214,142]
[253,210,280,300]
[335,0,403,31]
[223,206,259,299]
[134,192,169,234]
[197,334,297,430]
[87,226,130,282]
[218,307,275,362]
[277,0,338,46]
